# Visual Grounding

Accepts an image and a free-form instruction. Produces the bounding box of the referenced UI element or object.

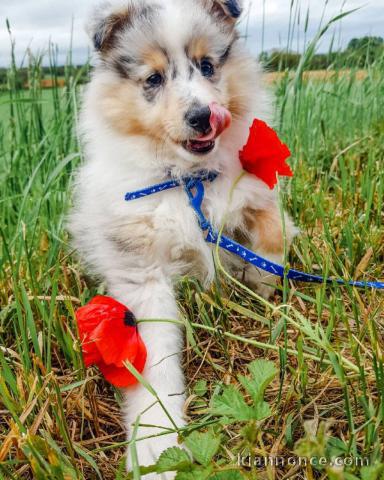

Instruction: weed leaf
[209,471,246,480]
[238,360,277,404]
[156,447,192,473]
[211,385,254,421]
[212,360,276,422]
[193,379,208,397]
[176,465,213,480]
[185,431,221,466]
[361,465,384,480]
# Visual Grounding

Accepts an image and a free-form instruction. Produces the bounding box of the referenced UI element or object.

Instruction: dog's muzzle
[183,103,232,155]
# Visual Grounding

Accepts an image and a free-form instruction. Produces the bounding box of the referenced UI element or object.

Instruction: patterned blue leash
[125,172,384,290]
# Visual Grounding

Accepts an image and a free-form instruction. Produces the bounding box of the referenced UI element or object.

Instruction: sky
[0,0,383,66]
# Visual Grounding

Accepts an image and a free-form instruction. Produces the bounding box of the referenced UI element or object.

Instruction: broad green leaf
[344,474,360,480]
[326,437,348,458]
[185,431,220,466]
[211,385,254,422]
[253,400,271,420]
[361,465,384,480]
[193,379,208,397]
[209,471,246,480]
[238,360,277,404]
[176,465,213,480]
[156,447,192,473]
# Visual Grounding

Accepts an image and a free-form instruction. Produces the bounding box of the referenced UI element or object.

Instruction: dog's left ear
[202,0,243,24]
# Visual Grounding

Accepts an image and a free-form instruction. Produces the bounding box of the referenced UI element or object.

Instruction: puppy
[70,0,295,475]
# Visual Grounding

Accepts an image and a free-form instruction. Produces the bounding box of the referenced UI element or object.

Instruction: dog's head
[87,0,255,165]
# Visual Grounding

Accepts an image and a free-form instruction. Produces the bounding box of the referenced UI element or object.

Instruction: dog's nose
[185,106,211,134]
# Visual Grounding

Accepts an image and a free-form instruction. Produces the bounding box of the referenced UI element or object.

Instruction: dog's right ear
[87,2,136,53]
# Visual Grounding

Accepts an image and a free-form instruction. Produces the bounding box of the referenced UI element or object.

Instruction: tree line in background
[260,36,384,71]
[0,64,90,90]
[0,36,383,89]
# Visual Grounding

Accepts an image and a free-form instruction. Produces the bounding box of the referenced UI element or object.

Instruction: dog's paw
[254,281,277,300]
[127,432,180,479]
[240,265,279,300]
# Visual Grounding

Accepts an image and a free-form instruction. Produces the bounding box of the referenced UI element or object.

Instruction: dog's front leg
[242,205,296,299]
[109,275,185,477]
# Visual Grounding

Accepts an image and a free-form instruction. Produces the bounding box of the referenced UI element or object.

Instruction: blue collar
[125,170,218,202]
[125,171,384,291]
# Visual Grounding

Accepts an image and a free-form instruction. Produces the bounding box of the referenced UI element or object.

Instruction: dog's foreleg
[109,275,185,477]
[242,205,296,298]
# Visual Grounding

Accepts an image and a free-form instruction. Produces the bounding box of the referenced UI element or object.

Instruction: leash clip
[184,179,211,232]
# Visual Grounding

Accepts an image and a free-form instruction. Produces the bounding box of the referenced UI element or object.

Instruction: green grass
[1,10,384,480]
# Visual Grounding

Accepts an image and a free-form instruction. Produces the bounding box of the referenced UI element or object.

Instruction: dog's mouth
[182,102,232,156]
[182,139,216,155]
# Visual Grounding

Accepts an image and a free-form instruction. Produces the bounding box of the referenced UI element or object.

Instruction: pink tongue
[199,102,232,141]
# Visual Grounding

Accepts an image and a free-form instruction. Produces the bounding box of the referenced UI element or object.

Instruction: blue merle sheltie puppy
[70,0,296,476]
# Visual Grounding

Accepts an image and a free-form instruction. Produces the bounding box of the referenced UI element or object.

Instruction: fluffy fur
[69,0,296,476]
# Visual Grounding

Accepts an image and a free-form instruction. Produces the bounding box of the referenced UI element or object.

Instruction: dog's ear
[87,2,137,53]
[202,0,243,24]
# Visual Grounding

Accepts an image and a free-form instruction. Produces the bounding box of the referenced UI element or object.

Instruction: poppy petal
[94,321,144,367]
[76,303,106,366]
[75,296,148,387]
[239,119,293,189]
[98,362,139,388]
[98,344,147,388]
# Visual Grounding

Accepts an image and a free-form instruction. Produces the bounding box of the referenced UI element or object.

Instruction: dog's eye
[146,73,163,87]
[200,59,215,78]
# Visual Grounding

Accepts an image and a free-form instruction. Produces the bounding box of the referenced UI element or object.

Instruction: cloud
[0,0,383,66]
[242,0,384,55]
[0,0,94,65]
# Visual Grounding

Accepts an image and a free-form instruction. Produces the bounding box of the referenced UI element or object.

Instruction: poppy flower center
[124,310,137,327]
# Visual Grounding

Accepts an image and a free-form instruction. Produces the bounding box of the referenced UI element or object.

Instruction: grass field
[1,12,384,480]
[264,69,369,83]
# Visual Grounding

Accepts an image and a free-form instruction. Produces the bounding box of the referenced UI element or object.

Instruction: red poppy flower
[239,119,293,189]
[76,296,147,388]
